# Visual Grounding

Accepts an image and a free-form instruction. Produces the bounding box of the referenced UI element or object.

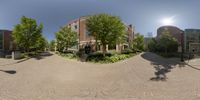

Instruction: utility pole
[181,31,184,62]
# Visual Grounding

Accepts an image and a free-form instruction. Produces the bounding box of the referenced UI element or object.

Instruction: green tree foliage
[35,36,48,51]
[131,33,144,51]
[55,26,77,52]
[12,16,44,52]
[148,38,157,52]
[148,31,178,53]
[49,40,55,51]
[158,32,178,53]
[86,13,125,56]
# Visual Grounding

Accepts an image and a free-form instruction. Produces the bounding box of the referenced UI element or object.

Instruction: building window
[86,30,90,36]
[74,25,78,29]
[0,31,3,49]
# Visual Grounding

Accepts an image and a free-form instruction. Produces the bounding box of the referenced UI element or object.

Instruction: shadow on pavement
[16,58,31,63]
[141,52,181,81]
[0,52,53,66]
[0,58,30,66]
[0,70,16,74]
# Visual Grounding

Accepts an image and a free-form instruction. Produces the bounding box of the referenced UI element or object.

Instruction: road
[0,52,200,100]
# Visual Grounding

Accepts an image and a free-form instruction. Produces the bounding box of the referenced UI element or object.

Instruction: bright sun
[161,17,174,25]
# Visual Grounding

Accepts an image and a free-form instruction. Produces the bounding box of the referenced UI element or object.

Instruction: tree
[147,30,178,53]
[55,26,77,52]
[86,16,99,51]
[35,36,48,51]
[86,13,125,56]
[12,16,43,52]
[148,38,157,52]
[49,40,55,51]
[131,33,144,51]
[158,32,178,53]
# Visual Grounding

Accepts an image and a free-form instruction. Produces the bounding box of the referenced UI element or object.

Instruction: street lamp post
[181,31,184,62]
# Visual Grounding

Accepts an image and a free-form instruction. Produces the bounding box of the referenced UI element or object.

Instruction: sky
[1,0,200,41]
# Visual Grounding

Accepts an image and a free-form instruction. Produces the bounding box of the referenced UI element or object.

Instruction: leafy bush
[147,32,179,57]
[86,52,135,63]
[121,49,135,54]
[148,38,157,52]
[57,50,137,63]
[21,53,29,59]
[58,52,77,59]
[86,52,112,62]
[105,54,129,63]
[131,33,145,51]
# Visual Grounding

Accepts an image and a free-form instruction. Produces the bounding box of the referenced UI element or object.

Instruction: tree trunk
[102,44,107,56]
[94,33,98,52]
[95,38,98,51]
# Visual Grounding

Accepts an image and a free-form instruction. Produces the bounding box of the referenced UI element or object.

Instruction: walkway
[0,52,200,100]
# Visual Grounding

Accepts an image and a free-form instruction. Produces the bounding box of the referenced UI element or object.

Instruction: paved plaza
[0,52,200,100]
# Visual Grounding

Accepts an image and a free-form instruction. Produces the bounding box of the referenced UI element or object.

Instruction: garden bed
[86,51,138,63]
[57,49,139,63]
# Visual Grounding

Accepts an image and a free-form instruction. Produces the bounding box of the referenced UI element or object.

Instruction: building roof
[0,29,12,32]
[185,29,200,31]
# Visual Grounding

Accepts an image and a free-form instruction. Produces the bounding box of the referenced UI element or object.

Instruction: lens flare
[161,17,174,25]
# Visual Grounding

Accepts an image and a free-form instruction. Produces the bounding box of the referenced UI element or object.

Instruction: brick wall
[0,30,16,51]
[157,26,183,44]
[79,18,86,41]
[127,25,134,43]
[3,30,12,51]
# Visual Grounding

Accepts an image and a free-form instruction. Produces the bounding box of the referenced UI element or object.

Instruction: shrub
[87,52,136,63]
[86,52,112,62]
[57,50,137,63]
[121,49,135,54]
[148,33,178,54]
[105,54,119,63]
[131,33,145,51]
[58,52,77,59]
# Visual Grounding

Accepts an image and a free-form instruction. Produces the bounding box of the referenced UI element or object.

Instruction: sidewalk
[184,58,200,70]
[0,58,29,66]
[187,58,200,65]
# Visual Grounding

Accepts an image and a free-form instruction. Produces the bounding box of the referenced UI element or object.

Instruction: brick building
[157,26,183,45]
[0,30,14,56]
[184,29,200,53]
[156,26,200,53]
[66,16,134,52]
[156,26,184,52]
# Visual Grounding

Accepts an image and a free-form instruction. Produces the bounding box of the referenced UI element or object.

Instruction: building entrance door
[189,43,200,53]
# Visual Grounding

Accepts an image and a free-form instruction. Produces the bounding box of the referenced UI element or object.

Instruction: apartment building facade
[157,26,184,52]
[0,30,14,56]
[66,16,134,52]
[157,26,183,45]
[156,26,200,53]
[184,29,200,53]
